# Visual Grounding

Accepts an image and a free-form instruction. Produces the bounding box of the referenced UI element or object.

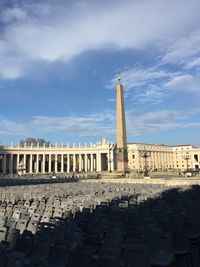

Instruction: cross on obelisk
[116,75,128,173]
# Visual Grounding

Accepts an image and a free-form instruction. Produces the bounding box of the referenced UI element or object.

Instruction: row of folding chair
[0,181,197,267]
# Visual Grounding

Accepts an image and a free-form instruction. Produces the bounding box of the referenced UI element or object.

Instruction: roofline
[127,143,199,148]
[127,142,171,146]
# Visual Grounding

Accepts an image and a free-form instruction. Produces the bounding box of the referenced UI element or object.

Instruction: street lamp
[140,151,150,177]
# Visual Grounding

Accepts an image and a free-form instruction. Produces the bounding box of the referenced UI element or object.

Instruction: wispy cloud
[184,122,200,128]
[0,112,115,139]
[109,67,172,91]
[161,29,200,68]
[1,7,27,23]
[127,108,200,135]
[185,57,200,70]
[0,107,200,140]
[32,112,115,137]
[165,74,200,93]
[127,110,183,135]
[108,66,175,104]
[108,62,200,104]
[0,0,199,79]
[0,115,29,137]
[106,5,200,104]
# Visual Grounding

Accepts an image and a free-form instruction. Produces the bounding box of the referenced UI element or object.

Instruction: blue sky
[0,0,200,146]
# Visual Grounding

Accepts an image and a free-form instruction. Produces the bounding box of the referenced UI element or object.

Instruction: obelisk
[116,77,128,173]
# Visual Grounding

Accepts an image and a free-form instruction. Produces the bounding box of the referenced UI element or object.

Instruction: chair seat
[151,251,174,266]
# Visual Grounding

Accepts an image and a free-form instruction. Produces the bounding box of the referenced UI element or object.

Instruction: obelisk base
[117,150,128,173]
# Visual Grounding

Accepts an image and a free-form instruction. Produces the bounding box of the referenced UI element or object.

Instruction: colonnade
[0,151,114,174]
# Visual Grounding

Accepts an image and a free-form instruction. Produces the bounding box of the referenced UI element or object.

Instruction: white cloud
[108,65,177,104]
[185,57,200,70]
[127,108,200,135]
[0,106,200,140]
[161,29,200,67]
[184,122,200,128]
[108,61,200,104]
[109,67,171,91]
[0,112,115,139]
[166,74,200,93]
[136,85,167,105]
[0,40,27,79]
[127,110,183,135]
[0,0,200,79]
[1,7,27,23]
[32,113,115,137]
[0,116,29,137]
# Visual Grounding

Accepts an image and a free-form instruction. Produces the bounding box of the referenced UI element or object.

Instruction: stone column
[99,153,102,171]
[17,154,20,172]
[2,154,6,173]
[24,154,27,173]
[73,154,76,172]
[42,154,45,173]
[49,154,52,173]
[107,152,110,172]
[61,154,64,173]
[67,154,70,172]
[9,154,13,174]
[36,154,39,174]
[97,153,101,171]
[93,155,96,171]
[85,154,87,172]
[88,156,90,172]
[91,154,93,172]
[55,154,58,173]
[79,154,81,172]
[96,153,98,171]
[30,154,33,173]
[110,150,114,171]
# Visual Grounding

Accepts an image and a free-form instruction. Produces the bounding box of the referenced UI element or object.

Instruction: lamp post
[140,151,150,177]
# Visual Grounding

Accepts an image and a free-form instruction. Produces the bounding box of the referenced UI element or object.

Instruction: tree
[19,138,51,147]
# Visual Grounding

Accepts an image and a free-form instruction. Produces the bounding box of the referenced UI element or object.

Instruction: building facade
[128,143,200,172]
[171,145,200,171]
[128,143,174,172]
[0,141,199,175]
[0,139,115,175]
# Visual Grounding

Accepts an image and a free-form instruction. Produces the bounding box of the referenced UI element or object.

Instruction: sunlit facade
[0,141,199,175]
[0,139,115,175]
[128,143,200,172]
